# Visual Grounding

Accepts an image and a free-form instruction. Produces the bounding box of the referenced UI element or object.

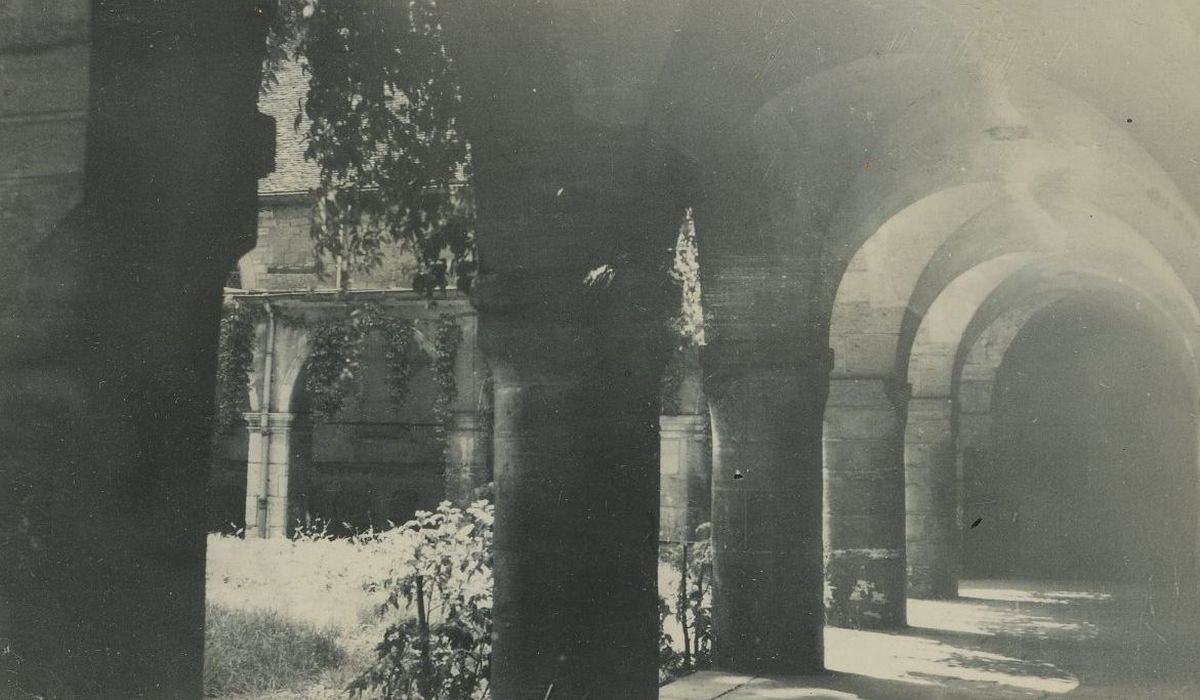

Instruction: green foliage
[305,318,365,417]
[658,522,715,683]
[204,602,346,697]
[432,314,463,457]
[661,209,708,414]
[351,501,493,699]
[667,208,707,348]
[261,0,315,95]
[265,0,475,279]
[215,301,259,428]
[281,503,710,697]
[357,304,421,405]
[304,303,424,418]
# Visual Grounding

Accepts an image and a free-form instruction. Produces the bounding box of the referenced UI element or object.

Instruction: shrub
[658,522,715,684]
[204,602,346,697]
[349,501,493,700]
[348,507,715,696]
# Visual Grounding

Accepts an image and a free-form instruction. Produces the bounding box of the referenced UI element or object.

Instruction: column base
[825,548,907,629]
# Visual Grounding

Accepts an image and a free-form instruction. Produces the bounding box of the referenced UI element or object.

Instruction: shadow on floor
[661,580,1200,699]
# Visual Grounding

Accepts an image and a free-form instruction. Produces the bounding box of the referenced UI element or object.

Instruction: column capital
[702,340,832,387]
[242,412,311,432]
[658,413,708,436]
[472,266,673,322]
[478,281,673,387]
[449,409,484,431]
[827,375,911,412]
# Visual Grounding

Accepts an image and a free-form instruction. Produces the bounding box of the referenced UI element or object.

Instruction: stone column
[443,313,492,506]
[445,409,490,505]
[438,4,690,692]
[905,397,959,598]
[483,286,668,700]
[957,368,996,577]
[244,413,311,538]
[0,3,269,696]
[706,343,831,674]
[957,365,996,534]
[824,376,909,629]
[659,414,712,543]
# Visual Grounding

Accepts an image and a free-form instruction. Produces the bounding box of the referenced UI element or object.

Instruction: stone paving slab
[660,671,964,699]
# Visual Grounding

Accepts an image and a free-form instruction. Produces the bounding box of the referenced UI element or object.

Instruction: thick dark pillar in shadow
[463,143,686,700]
[439,2,695,694]
[484,287,667,699]
[0,2,269,697]
[689,129,833,672]
[705,341,832,674]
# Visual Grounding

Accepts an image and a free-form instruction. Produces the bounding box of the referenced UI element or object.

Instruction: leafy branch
[351,501,494,699]
[264,0,475,284]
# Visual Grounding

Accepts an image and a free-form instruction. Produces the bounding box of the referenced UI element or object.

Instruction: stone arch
[824,123,1200,620]
[963,293,1200,586]
[954,270,1200,480]
[289,318,444,535]
[904,258,1200,598]
[239,300,487,538]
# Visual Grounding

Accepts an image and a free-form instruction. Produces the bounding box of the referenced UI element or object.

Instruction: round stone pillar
[823,376,909,629]
[445,409,491,505]
[957,367,995,555]
[659,413,712,543]
[905,396,959,598]
[485,308,665,700]
[706,344,831,675]
[0,3,270,694]
[244,412,311,538]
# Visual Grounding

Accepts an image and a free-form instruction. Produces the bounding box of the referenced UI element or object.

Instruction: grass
[204,603,346,698]
[204,532,396,699]
[204,529,692,697]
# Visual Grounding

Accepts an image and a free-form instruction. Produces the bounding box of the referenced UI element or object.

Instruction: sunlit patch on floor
[748,685,862,699]
[663,579,1200,698]
[908,598,1097,639]
[824,626,1080,694]
[959,580,1114,605]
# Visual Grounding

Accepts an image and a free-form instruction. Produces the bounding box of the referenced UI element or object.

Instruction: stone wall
[237,197,426,291]
[211,333,450,533]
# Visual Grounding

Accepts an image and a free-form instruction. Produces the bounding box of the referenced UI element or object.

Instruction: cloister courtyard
[6,1,1200,698]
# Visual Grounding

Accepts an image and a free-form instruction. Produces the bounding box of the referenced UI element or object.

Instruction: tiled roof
[258,58,320,195]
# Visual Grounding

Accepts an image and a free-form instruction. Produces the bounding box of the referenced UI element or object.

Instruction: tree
[265,0,475,286]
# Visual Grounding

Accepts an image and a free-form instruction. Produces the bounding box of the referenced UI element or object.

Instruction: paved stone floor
[662,580,1200,699]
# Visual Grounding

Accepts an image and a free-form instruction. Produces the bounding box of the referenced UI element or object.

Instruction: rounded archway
[293,325,444,536]
[967,295,1199,588]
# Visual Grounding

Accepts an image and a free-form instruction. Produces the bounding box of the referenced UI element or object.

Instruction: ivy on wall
[380,317,419,406]
[432,313,464,461]
[215,300,462,433]
[304,303,426,418]
[304,317,366,417]
[215,301,260,428]
[659,350,691,417]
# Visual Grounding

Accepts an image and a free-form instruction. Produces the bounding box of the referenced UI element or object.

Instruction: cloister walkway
[664,580,1200,699]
